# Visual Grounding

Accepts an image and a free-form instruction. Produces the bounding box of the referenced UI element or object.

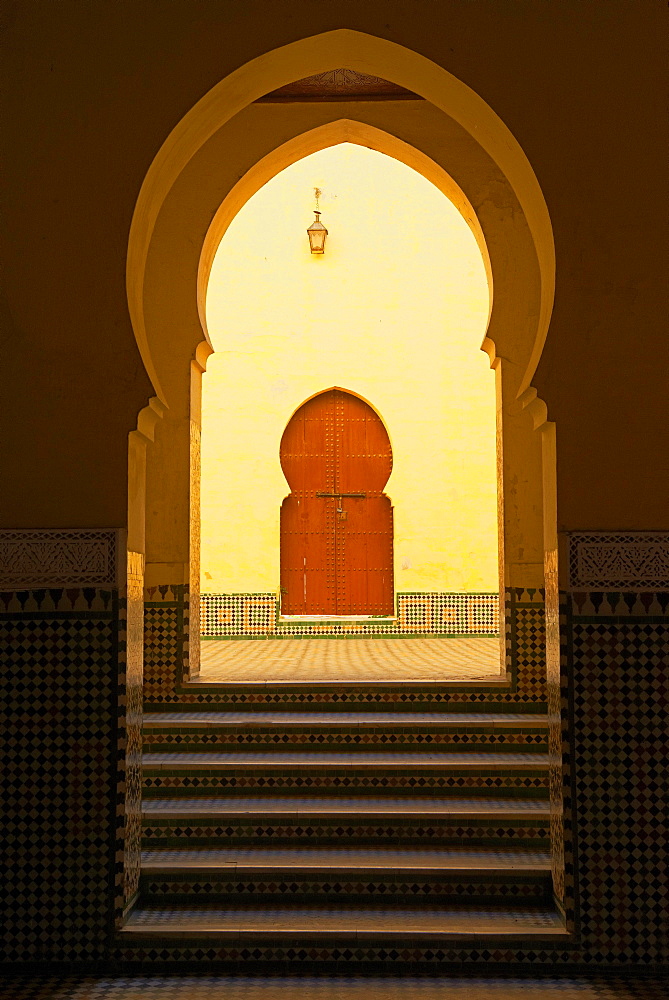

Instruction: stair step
[143,796,550,820]
[187,676,509,689]
[138,697,555,949]
[141,845,551,873]
[142,751,548,770]
[156,677,520,710]
[143,712,548,728]
[120,901,566,939]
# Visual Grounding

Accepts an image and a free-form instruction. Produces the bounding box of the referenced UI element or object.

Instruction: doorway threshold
[279,614,398,624]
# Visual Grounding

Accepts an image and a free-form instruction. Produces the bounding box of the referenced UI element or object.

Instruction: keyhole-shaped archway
[280,388,393,615]
[127,28,565,913]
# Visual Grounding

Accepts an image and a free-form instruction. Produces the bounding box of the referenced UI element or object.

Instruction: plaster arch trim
[127,28,554,405]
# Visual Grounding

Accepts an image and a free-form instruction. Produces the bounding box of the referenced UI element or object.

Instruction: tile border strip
[200,592,500,638]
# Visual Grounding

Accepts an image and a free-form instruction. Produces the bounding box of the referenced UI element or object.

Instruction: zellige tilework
[1,587,121,961]
[200,592,500,638]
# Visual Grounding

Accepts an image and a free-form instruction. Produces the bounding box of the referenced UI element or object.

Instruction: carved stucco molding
[568,531,669,590]
[261,68,418,100]
[0,528,124,588]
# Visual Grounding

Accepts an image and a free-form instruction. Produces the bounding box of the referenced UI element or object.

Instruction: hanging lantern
[307,210,328,254]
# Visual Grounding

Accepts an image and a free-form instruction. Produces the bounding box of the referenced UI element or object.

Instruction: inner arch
[127,29,554,404]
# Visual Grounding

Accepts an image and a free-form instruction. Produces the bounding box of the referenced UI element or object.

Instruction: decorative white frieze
[0,529,121,588]
[568,532,669,589]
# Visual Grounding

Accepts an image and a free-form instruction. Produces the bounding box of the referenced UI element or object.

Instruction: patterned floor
[1,974,666,999]
[197,636,502,682]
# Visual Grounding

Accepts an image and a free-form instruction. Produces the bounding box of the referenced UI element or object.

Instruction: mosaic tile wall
[2,550,666,964]
[505,588,548,705]
[200,592,500,638]
[1,587,121,961]
[143,585,190,703]
[565,588,669,964]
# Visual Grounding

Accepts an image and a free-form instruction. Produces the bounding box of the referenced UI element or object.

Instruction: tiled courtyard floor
[196,636,502,683]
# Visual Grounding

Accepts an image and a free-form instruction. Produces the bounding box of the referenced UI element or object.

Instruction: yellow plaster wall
[201,144,496,596]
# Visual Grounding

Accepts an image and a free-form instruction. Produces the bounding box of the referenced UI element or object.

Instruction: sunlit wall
[202,143,496,595]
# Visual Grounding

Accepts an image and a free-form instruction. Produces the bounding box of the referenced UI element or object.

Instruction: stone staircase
[120,692,567,951]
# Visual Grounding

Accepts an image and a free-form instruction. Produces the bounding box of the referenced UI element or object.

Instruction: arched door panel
[280,388,393,615]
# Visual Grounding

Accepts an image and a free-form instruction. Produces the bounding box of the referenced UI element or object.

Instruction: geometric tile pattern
[134,585,667,966]
[200,592,500,638]
[142,772,548,793]
[132,688,562,956]
[568,607,669,963]
[149,588,539,708]
[568,531,669,589]
[569,591,669,617]
[141,819,552,847]
[1,587,120,961]
[505,590,548,705]
[143,731,547,750]
[3,572,666,967]
[145,685,545,709]
[137,712,549,956]
[143,586,189,702]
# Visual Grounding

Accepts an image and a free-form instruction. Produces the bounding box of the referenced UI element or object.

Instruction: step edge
[140,864,552,875]
[118,926,569,939]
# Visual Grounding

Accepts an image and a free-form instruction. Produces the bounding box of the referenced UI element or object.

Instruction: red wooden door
[280,388,393,615]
